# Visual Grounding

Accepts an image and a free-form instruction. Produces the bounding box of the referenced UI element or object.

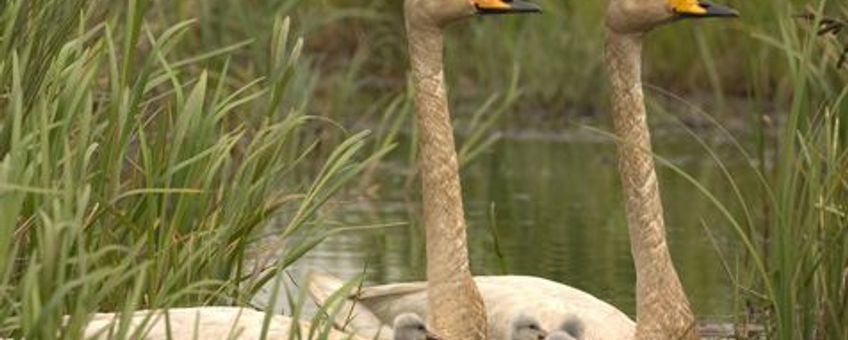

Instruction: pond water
[270,126,754,320]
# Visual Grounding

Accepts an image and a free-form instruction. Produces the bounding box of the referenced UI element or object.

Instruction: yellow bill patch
[474,0,510,10]
[668,0,707,15]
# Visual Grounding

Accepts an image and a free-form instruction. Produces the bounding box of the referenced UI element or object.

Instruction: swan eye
[418,325,427,331]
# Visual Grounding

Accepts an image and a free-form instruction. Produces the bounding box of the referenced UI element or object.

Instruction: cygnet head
[559,317,584,339]
[544,316,585,340]
[510,314,547,340]
[393,313,441,340]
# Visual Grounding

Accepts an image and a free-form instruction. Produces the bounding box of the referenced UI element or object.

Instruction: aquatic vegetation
[0,0,390,338]
[639,3,848,338]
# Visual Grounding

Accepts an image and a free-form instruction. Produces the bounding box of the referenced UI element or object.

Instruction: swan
[386,0,539,339]
[604,0,737,338]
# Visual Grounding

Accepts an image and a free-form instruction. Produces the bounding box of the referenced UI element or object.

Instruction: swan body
[81,307,364,340]
[308,273,633,340]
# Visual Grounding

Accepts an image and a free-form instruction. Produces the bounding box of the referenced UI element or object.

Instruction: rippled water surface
[274,130,751,319]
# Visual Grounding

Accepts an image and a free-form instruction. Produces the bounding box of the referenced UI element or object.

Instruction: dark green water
[284,128,753,319]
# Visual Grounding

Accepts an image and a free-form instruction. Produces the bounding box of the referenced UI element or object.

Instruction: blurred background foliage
[144,0,847,123]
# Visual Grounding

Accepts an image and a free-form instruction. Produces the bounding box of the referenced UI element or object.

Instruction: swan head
[510,314,548,340]
[606,0,737,34]
[405,0,540,28]
[393,313,441,340]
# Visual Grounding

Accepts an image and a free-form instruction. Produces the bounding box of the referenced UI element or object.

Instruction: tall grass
[756,4,848,338]
[0,0,390,338]
[635,2,848,338]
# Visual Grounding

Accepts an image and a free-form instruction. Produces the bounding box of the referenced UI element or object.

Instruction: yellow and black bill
[671,0,738,18]
[474,0,541,15]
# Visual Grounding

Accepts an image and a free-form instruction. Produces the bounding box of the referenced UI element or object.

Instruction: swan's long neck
[604,31,698,340]
[406,18,488,340]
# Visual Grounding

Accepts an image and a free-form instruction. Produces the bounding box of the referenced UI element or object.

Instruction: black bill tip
[477,0,542,15]
[680,1,739,18]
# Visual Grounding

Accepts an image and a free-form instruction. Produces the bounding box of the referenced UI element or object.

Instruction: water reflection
[279,130,748,319]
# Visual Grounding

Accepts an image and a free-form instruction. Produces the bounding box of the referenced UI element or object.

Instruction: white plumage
[81,307,364,340]
[308,273,635,340]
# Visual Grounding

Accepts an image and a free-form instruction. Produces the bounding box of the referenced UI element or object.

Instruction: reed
[0,0,390,338]
[633,2,848,338]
